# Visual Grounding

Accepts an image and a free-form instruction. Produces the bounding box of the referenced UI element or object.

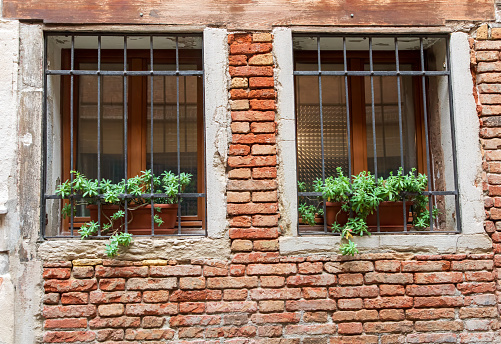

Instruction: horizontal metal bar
[298,192,323,197]
[46,70,202,76]
[44,233,205,239]
[294,70,449,77]
[46,32,203,37]
[299,231,461,236]
[45,193,206,200]
[298,190,456,197]
[293,33,450,38]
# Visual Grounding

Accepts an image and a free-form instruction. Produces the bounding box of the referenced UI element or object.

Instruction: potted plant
[298,167,350,227]
[55,169,192,257]
[298,167,436,256]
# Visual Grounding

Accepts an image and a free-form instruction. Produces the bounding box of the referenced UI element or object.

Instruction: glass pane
[296,66,348,188]
[365,64,418,178]
[147,65,201,216]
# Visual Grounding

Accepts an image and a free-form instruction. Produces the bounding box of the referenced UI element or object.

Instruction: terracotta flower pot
[366,201,412,232]
[325,202,349,227]
[87,204,178,235]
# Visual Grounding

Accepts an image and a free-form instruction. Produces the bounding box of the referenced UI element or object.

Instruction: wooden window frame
[60,48,205,230]
[294,50,427,176]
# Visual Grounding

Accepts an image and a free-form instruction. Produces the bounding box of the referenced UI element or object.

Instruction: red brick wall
[40,31,501,344]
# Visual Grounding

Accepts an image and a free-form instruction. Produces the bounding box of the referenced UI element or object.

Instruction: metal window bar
[294,33,460,236]
[395,37,407,232]
[41,33,206,239]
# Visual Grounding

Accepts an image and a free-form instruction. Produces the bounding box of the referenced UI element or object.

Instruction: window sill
[38,237,231,261]
[279,233,492,256]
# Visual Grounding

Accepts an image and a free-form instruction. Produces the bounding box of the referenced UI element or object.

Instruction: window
[42,33,206,237]
[293,34,460,234]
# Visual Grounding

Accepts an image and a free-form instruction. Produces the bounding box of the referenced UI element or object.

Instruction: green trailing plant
[56,170,192,257]
[298,167,437,256]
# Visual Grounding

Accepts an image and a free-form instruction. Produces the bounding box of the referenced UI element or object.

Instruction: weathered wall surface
[0,1,498,343]
[36,31,501,344]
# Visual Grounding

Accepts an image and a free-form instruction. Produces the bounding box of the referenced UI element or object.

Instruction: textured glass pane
[296,72,348,187]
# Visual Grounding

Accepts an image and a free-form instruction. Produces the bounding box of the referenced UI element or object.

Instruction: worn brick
[169,290,222,302]
[459,306,498,318]
[43,331,96,343]
[228,168,252,180]
[98,278,125,291]
[125,303,178,316]
[364,272,412,284]
[72,266,94,278]
[179,302,205,314]
[250,288,301,300]
[379,284,405,296]
[207,276,258,289]
[231,77,248,89]
[60,292,89,305]
[414,272,463,284]
[298,262,323,274]
[260,276,285,288]
[227,191,251,203]
[286,299,337,311]
[331,310,379,322]
[43,305,97,319]
[231,239,253,252]
[380,309,405,321]
[98,304,125,317]
[406,284,456,296]
[95,266,148,278]
[89,316,140,329]
[364,296,413,309]
[126,278,177,290]
[413,296,464,308]
[229,227,279,239]
[338,322,363,335]
[285,324,336,335]
[338,298,363,310]
[40,268,69,281]
[44,279,97,293]
[224,289,248,301]
[364,321,413,333]
[287,274,337,286]
[259,300,285,313]
[89,291,142,304]
[253,239,279,251]
[406,308,455,320]
[143,290,170,303]
[43,293,60,305]
[247,263,297,275]
[229,144,250,156]
[329,285,379,298]
[206,301,258,314]
[44,318,88,329]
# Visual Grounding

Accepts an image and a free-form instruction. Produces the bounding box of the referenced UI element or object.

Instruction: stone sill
[279,233,493,256]
[38,237,231,261]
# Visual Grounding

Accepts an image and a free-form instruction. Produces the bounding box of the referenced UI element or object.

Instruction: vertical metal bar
[40,34,49,240]
[150,35,155,236]
[317,36,327,233]
[369,37,380,232]
[343,37,352,179]
[97,35,102,237]
[176,37,182,235]
[395,38,407,232]
[445,37,462,233]
[70,35,75,236]
[420,38,433,231]
[123,35,128,233]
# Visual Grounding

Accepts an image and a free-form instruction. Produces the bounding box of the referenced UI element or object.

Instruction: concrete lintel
[280,233,492,256]
[38,237,231,261]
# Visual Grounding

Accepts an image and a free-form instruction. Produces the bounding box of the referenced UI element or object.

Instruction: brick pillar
[226,33,280,253]
[472,26,501,317]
